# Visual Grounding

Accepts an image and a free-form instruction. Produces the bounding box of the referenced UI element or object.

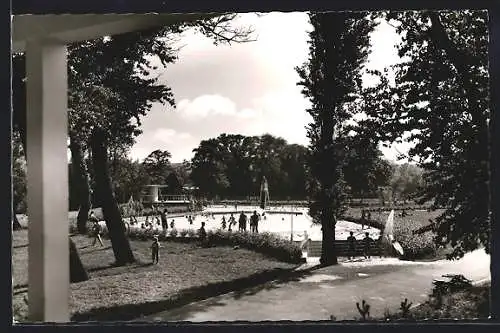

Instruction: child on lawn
[151,235,161,264]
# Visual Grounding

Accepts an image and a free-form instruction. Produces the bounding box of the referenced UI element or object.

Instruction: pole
[290,203,294,242]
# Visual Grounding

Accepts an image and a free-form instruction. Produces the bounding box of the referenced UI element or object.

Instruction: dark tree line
[190,133,393,202]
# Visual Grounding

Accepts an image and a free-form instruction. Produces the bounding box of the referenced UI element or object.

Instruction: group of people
[346,231,377,260]
[219,211,261,233]
[127,208,198,232]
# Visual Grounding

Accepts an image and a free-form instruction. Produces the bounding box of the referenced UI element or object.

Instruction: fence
[305,240,390,258]
[141,194,190,203]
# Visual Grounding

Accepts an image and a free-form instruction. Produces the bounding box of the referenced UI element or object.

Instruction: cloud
[153,128,192,144]
[128,12,406,164]
[177,94,261,120]
[130,128,196,162]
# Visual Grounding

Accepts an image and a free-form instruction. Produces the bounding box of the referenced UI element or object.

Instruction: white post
[26,39,69,322]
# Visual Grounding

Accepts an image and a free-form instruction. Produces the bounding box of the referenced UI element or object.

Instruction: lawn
[12,229,297,321]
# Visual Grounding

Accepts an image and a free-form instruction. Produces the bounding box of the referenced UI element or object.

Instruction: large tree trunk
[318,108,339,266]
[69,238,89,282]
[320,206,338,266]
[90,127,135,265]
[13,212,23,230]
[69,137,91,234]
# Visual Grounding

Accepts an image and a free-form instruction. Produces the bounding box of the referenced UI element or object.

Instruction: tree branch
[194,14,257,45]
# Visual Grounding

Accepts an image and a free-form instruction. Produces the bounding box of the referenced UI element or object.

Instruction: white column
[25,39,69,322]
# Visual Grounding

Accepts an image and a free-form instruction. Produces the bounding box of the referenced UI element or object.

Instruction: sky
[129,12,413,164]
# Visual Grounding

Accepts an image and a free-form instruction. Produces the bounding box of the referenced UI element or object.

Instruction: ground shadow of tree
[71,265,320,321]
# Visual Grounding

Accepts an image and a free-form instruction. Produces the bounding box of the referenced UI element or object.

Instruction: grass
[71,218,304,264]
[12,228,298,322]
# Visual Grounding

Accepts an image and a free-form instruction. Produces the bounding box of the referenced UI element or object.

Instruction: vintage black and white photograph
[11,9,491,322]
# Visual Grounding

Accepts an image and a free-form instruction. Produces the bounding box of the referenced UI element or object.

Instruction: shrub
[222,231,303,263]
[187,229,197,238]
[158,230,168,241]
[122,225,302,263]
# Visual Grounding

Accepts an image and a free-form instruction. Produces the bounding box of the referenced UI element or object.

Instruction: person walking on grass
[160,208,168,231]
[151,235,161,264]
[347,231,356,260]
[198,221,207,247]
[363,232,374,259]
[88,211,103,246]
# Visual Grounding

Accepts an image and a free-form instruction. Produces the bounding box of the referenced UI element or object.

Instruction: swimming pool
[120,205,381,241]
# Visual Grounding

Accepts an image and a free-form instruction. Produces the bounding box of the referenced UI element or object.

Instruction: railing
[141,194,190,203]
[307,240,390,258]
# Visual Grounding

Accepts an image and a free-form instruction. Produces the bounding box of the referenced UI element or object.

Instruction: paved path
[144,250,490,322]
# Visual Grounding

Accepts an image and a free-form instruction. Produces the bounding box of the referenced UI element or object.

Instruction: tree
[69,137,92,234]
[142,149,172,184]
[190,133,310,200]
[69,238,89,283]
[279,144,308,199]
[109,156,150,203]
[191,138,230,198]
[165,172,183,194]
[172,160,192,187]
[253,134,288,198]
[13,14,256,267]
[341,134,394,198]
[91,127,135,264]
[389,163,424,202]
[296,12,376,266]
[362,11,489,258]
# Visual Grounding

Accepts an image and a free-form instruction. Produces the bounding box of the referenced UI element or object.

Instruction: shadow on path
[230,265,323,300]
[71,265,319,322]
[13,244,28,249]
[156,267,325,321]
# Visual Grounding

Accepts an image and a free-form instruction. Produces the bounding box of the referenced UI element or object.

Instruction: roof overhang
[12,13,218,53]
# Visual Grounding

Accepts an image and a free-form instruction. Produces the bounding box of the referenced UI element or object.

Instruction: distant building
[140,185,190,204]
